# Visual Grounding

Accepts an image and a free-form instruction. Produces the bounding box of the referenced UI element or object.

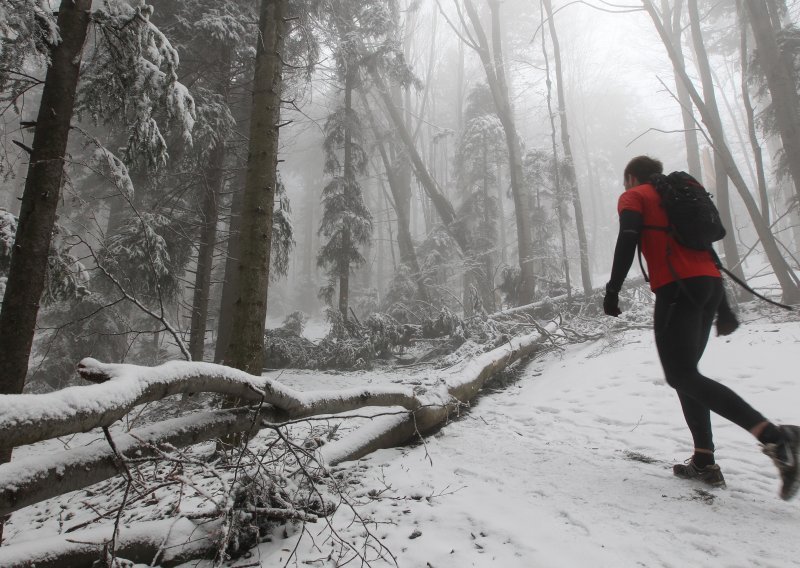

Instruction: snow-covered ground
[240,314,800,568]
[5,308,800,567]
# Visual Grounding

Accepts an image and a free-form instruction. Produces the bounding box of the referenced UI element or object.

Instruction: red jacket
[618,183,720,290]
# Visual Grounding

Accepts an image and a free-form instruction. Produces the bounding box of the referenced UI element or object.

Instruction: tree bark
[361,91,428,301]
[737,3,770,224]
[644,0,800,303]
[0,408,265,517]
[663,0,703,178]
[0,517,218,568]
[189,47,231,361]
[367,65,466,251]
[464,0,535,304]
[226,0,287,373]
[213,177,243,363]
[687,0,745,282]
[338,69,355,319]
[746,0,800,206]
[189,141,225,361]
[542,0,592,295]
[0,0,92,423]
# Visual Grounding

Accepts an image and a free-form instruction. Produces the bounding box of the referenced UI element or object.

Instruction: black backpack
[641,171,793,310]
[645,171,726,250]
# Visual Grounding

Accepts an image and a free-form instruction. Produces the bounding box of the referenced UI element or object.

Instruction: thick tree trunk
[543,0,592,295]
[746,0,800,206]
[189,141,225,361]
[226,0,287,373]
[465,0,535,304]
[687,0,745,282]
[0,0,91,416]
[644,0,800,303]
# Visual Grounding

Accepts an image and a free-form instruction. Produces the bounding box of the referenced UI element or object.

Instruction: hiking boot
[762,425,800,500]
[673,458,726,488]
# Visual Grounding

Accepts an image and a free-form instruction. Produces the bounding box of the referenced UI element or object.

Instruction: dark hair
[624,155,663,184]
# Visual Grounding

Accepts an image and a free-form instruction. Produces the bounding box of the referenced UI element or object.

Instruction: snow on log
[0,516,219,567]
[320,325,556,465]
[0,358,418,448]
[0,327,551,522]
[0,407,267,518]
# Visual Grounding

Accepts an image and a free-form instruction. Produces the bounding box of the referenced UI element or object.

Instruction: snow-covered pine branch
[77,1,196,168]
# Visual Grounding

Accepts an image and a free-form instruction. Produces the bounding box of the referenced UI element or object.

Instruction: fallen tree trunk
[0,359,419,448]
[0,325,556,518]
[320,324,556,465]
[0,407,270,518]
[0,516,220,567]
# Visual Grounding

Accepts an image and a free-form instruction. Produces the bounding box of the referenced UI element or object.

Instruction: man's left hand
[603,290,621,317]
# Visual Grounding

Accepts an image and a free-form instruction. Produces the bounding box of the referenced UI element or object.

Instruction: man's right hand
[603,289,622,317]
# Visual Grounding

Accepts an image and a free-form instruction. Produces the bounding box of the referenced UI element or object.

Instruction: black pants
[654,276,766,451]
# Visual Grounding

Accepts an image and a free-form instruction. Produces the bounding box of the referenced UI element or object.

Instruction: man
[604,155,800,499]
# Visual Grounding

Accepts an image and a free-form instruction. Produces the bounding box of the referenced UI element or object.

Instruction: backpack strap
[637,241,649,283]
[709,250,794,311]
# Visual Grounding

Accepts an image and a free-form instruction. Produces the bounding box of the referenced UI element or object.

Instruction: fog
[2,0,800,383]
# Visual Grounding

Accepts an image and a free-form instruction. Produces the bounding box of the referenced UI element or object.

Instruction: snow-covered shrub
[381,265,417,323]
[282,311,308,336]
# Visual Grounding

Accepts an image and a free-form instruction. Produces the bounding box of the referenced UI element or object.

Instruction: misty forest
[1,0,800,566]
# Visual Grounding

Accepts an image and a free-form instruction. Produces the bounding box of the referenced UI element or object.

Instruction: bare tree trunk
[746,0,800,206]
[213,177,243,364]
[361,90,428,301]
[541,0,571,299]
[542,0,592,295]
[0,0,91,420]
[189,47,231,361]
[464,0,535,304]
[687,0,745,282]
[189,141,224,361]
[226,0,287,372]
[663,0,703,178]
[338,70,355,319]
[368,65,466,251]
[737,9,770,222]
[644,0,800,303]
[496,156,508,266]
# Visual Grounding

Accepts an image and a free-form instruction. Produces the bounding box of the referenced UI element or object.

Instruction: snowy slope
[4,313,799,567]
[237,317,800,568]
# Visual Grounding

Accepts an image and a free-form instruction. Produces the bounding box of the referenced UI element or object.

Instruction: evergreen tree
[455,84,506,313]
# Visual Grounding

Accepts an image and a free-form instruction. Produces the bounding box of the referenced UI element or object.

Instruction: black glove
[715,303,739,336]
[603,286,622,317]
